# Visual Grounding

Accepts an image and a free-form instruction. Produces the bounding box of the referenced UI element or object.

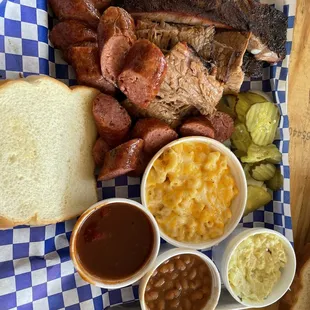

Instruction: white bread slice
[0,76,100,227]
[280,243,310,310]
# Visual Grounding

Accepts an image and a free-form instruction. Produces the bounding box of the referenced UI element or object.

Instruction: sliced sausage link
[118,39,167,108]
[98,7,136,86]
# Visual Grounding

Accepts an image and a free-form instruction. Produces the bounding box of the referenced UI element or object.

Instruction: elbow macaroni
[146,142,238,243]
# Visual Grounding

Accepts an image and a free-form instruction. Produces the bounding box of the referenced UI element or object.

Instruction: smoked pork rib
[113,0,287,63]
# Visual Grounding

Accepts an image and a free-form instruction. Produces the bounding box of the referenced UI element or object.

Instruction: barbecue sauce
[75,203,154,280]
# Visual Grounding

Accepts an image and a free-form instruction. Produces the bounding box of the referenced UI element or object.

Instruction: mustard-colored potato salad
[146,142,238,243]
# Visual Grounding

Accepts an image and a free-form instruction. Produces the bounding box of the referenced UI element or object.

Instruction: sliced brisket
[113,0,287,63]
[242,51,264,78]
[158,42,223,116]
[212,31,250,94]
[122,42,223,127]
[136,20,215,59]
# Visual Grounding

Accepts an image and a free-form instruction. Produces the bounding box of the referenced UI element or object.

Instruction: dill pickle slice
[266,168,284,191]
[217,95,237,118]
[244,186,273,216]
[231,123,252,152]
[244,164,264,187]
[236,97,251,123]
[241,143,282,164]
[238,92,269,104]
[234,149,247,159]
[251,163,276,181]
[246,102,280,146]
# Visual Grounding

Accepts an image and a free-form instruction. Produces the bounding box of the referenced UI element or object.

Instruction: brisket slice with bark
[158,42,223,116]
[136,20,248,94]
[136,20,215,59]
[122,42,223,127]
[113,0,287,63]
[242,51,264,78]
[212,31,250,94]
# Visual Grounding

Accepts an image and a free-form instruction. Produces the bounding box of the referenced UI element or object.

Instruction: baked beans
[144,254,212,310]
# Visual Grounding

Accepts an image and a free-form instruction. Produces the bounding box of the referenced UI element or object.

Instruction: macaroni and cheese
[146,141,238,243]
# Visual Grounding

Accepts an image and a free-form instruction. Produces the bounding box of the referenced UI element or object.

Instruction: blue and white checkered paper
[0,0,296,309]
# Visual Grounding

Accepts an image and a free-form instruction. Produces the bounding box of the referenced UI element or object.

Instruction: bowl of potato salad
[141,137,247,249]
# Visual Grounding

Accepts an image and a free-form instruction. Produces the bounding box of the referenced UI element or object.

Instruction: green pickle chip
[251,163,276,181]
[231,123,252,152]
[239,92,268,104]
[236,97,251,123]
[244,186,273,216]
[241,143,282,164]
[246,102,280,146]
[266,168,284,191]
[233,149,247,159]
[235,92,267,123]
[217,95,237,118]
[244,164,264,187]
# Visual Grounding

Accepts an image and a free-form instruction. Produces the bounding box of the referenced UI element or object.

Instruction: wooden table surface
[263,1,310,309]
[287,0,310,252]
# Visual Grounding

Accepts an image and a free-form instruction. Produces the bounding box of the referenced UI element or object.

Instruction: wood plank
[287,0,310,253]
[254,1,310,309]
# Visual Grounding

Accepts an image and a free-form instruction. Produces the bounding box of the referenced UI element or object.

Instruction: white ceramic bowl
[141,136,247,250]
[70,198,160,289]
[139,247,221,310]
[212,227,296,308]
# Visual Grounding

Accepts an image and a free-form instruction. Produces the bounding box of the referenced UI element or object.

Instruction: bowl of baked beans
[139,247,221,310]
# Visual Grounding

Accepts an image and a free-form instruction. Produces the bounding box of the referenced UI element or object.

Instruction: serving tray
[0,0,295,309]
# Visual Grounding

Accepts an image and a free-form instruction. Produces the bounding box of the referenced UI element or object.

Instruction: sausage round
[98,139,144,181]
[93,93,132,146]
[68,46,116,95]
[205,111,235,142]
[93,137,110,166]
[118,39,167,108]
[49,0,100,29]
[98,7,136,86]
[179,116,215,139]
[131,118,178,155]
[49,20,97,51]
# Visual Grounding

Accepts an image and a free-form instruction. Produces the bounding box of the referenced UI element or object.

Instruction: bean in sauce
[145,254,212,310]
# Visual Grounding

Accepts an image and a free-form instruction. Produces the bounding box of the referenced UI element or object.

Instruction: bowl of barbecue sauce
[70,198,160,289]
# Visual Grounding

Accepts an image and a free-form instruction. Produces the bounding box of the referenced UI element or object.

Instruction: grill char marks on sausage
[98,7,136,86]
[48,0,101,29]
[68,46,116,95]
[113,0,287,63]
[118,39,167,108]
[98,139,144,181]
